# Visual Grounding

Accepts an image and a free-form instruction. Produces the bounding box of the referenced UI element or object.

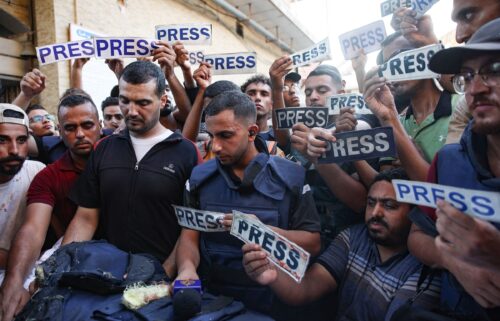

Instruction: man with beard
[61,59,200,277]
[176,90,320,320]
[0,95,101,321]
[0,104,45,285]
[408,18,500,320]
[364,32,452,181]
[243,168,440,321]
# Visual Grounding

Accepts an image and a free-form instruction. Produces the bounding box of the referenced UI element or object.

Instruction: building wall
[33,0,286,113]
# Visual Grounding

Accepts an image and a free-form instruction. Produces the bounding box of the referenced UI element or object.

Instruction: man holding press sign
[407,18,500,319]
[176,90,320,320]
[243,169,440,320]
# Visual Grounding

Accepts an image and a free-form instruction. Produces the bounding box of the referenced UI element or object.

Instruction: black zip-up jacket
[70,129,200,261]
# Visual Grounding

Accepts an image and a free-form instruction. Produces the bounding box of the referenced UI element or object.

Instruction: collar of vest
[117,128,184,144]
[404,90,452,120]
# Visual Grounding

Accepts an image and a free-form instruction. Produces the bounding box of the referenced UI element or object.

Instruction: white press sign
[378,43,443,82]
[327,93,372,115]
[381,0,412,17]
[173,205,226,232]
[393,180,500,223]
[290,38,331,68]
[156,24,212,45]
[36,40,95,65]
[93,37,160,59]
[230,211,310,283]
[339,21,386,60]
[275,107,329,129]
[203,52,256,75]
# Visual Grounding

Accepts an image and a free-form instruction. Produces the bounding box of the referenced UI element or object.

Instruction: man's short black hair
[240,74,271,93]
[110,85,119,98]
[60,88,92,101]
[120,61,166,98]
[205,90,256,123]
[307,65,343,85]
[372,168,409,186]
[101,96,119,112]
[205,80,240,99]
[26,104,46,115]
[58,94,98,118]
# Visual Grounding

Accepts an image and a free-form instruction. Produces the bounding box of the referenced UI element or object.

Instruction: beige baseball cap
[0,103,29,129]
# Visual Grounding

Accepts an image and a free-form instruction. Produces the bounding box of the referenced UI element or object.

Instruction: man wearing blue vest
[176,90,320,320]
[408,18,500,320]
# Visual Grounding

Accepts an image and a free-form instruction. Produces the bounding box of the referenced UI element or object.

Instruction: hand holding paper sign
[335,108,358,133]
[290,123,311,157]
[221,213,260,230]
[173,42,191,70]
[306,127,335,162]
[193,62,212,90]
[105,58,124,80]
[435,200,500,269]
[269,56,293,89]
[153,41,177,78]
[363,68,399,124]
[391,8,438,47]
[20,69,46,100]
[242,243,279,285]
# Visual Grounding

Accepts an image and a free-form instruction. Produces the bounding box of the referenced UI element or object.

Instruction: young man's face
[244,82,272,120]
[205,109,256,167]
[102,105,124,130]
[452,0,500,44]
[119,79,165,137]
[28,109,56,137]
[0,123,28,177]
[462,54,500,135]
[304,75,341,107]
[365,180,411,248]
[283,79,301,107]
[59,102,101,159]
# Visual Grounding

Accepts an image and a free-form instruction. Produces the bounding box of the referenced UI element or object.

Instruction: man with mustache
[61,57,200,276]
[408,18,500,320]
[0,104,45,291]
[0,94,101,321]
[243,168,439,320]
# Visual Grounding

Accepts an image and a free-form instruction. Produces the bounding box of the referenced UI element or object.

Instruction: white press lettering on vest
[290,38,331,68]
[392,180,500,222]
[93,37,160,59]
[339,20,386,60]
[275,107,329,129]
[173,205,226,232]
[203,52,257,75]
[378,43,443,82]
[327,93,371,115]
[230,211,309,283]
[156,24,212,45]
[36,40,95,65]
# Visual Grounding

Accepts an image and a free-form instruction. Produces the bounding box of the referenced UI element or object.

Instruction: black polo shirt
[70,129,200,261]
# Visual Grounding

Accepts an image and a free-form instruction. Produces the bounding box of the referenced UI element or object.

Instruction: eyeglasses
[29,114,56,123]
[283,83,299,92]
[452,61,500,94]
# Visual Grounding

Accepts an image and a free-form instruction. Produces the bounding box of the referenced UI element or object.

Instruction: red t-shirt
[27,151,81,237]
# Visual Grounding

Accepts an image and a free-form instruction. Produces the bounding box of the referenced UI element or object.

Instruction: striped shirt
[317,224,440,321]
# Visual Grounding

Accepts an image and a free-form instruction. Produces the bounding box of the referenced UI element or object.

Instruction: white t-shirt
[0,160,45,251]
[130,129,173,162]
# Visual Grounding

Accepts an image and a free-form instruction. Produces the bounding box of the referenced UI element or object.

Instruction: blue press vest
[189,153,305,312]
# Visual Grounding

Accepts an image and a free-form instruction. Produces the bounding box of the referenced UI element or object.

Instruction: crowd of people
[0,0,499,320]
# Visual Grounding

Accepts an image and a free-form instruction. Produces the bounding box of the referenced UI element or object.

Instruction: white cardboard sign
[393,180,500,222]
[378,43,443,82]
[290,38,331,68]
[203,52,256,75]
[327,93,372,115]
[230,211,310,283]
[93,37,160,59]
[36,40,95,65]
[173,205,226,232]
[156,23,212,45]
[339,21,386,60]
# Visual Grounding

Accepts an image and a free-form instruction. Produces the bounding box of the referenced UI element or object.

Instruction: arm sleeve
[68,145,102,208]
[288,184,321,232]
[26,167,55,207]
[316,229,350,283]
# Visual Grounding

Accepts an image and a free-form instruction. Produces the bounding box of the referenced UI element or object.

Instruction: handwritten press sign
[173,205,226,232]
[327,93,371,115]
[381,0,411,17]
[156,24,212,45]
[203,52,256,75]
[392,180,500,223]
[319,127,396,164]
[37,40,95,65]
[230,211,309,283]
[378,43,443,82]
[290,38,331,68]
[275,107,329,129]
[339,21,386,60]
[411,0,439,18]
